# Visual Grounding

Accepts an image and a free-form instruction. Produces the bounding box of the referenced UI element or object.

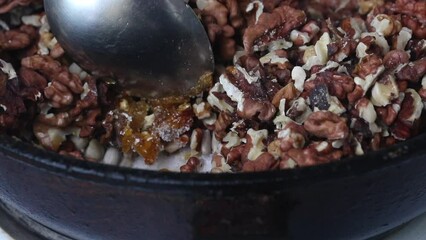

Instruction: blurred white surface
[0,228,13,240]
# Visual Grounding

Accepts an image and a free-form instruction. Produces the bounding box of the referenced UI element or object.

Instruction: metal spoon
[44,0,214,98]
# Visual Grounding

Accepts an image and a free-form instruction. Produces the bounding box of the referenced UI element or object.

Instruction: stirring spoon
[44,0,214,98]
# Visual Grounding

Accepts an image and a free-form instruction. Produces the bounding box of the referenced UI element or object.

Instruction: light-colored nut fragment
[233,49,246,65]
[370,75,399,107]
[202,112,217,128]
[211,153,232,173]
[267,140,282,160]
[302,46,316,65]
[400,89,423,124]
[223,132,241,149]
[207,82,235,113]
[356,42,369,59]
[356,98,382,133]
[292,66,307,92]
[314,33,331,65]
[278,122,307,151]
[33,123,77,151]
[361,32,389,54]
[102,147,122,166]
[272,82,299,107]
[119,99,130,111]
[349,18,367,39]
[236,65,260,84]
[21,15,42,27]
[69,63,83,76]
[193,102,212,120]
[246,1,264,24]
[85,139,105,162]
[290,30,310,45]
[211,134,221,154]
[396,27,412,50]
[280,157,298,169]
[143,114,155,130]
[356,98,377,124]
[190,129,203,152]
[261,39,293,52]
[286,97,313,124]
[273,100,294,130]
[371,14,396,37]
[0,59,17,79]
[246,128,268,161]
[259,51,289,66]
[119,153,134,168]
[219,73,245,111]
[164,135,189,154]
[46,128,67,151]
[354,65,385,92]
[332,139,344,149]
[303,33,331,70]
[70,135,89,152]
[315,141,330,152]
[274,114,294,131]
[328,96,347,116]
[80,82,90,100]
[354,138,364,156]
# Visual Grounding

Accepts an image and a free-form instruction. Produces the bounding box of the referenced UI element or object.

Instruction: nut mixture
[0,0,425,172]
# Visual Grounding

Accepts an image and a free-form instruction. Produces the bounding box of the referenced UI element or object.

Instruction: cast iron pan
[1,132,426,240]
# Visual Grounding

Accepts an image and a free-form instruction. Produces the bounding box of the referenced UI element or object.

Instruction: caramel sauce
[134,131,160,165]
[117,73,211,164]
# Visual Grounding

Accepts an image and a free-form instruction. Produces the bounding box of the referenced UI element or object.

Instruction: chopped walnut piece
[284,142,342,167]
[290,21,320,46]
[220,67,276,121]
[180,157,201,173]
[395,58,426,83]
[305,71,355,100]
[243,5,306,52]
[355,98,381,133]
[369,14,401,37]
[0,28,31,50]
[370,75,399,107]
[272,82,299,107]
[398,89,423,126]
[242,152,277,172]
[164,135,189,154]
[22,55,84,108]
[278,121,307,152]
[383,50,410,70]
[190,128,203,152]
[193,101,212,119]
[387,0,426,37]
[304,111,349,140]
[211,153,232,173]
[242,128,268,161]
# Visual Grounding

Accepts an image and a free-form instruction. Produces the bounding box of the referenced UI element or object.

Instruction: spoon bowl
[44,0,214,98]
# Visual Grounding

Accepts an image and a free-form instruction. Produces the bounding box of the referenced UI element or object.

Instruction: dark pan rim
[0,133,425,188]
